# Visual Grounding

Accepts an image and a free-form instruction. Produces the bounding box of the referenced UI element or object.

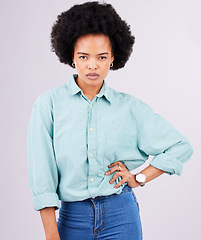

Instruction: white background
[0,0,200,239]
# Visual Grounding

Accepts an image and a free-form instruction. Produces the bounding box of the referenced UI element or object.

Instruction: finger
[109,171,121,183]
[108,161,121,167]
[108,161,125,168]
[105,165,121,175]
[110,171,129,184]
[109,171,128,183]
[114,179,127,188]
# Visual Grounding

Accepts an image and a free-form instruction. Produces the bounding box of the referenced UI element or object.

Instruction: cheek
[103,61,111,70]
[101,60,110,67]
[75,61,85,69]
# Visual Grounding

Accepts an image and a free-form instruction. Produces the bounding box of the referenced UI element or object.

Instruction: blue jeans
[57,184,143,239]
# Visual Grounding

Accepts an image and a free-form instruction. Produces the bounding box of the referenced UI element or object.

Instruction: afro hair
[50,1,135,70]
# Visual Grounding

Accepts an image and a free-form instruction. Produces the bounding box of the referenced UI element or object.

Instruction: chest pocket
[102,109,137,153]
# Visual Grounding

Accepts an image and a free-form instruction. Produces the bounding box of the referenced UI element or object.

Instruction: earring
[110,62,113,68]
[72,62,75,68]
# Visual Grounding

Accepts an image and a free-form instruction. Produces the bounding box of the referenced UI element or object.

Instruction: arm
[125,165,165,188]
[27,95,61,238]
[40,207,60,240]
[140,165,165,183]
[107,99,193,188]
[27,96,60,211]
[135,100,193,176]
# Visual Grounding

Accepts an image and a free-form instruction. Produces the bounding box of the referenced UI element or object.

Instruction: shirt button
[90,128,93,132]
[91,178,94,182]
[90,104,93,108]
[90,153,93,157]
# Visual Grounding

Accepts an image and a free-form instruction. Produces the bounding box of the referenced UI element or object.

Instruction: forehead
[74,34,112,51]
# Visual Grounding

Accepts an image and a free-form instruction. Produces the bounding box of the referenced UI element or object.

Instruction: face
[72,33,114,88]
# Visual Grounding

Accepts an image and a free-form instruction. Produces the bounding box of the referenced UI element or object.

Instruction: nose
[88,58,98,69]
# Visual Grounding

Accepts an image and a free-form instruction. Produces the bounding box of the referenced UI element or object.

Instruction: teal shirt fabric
[27,73,193,211]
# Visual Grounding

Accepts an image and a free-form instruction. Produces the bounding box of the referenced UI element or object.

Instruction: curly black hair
[50,1,135,70]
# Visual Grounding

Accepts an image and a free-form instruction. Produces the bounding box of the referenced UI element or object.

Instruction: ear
[111,54,114,63]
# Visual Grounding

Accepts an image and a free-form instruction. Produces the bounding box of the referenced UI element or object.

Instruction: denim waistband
[121,183,132,193]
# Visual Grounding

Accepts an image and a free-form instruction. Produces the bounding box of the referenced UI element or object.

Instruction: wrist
[46,233,60,240]
[129,174,141,188]
[135,172,146,187]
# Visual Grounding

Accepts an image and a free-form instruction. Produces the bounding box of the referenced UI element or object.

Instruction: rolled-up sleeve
[135,100,193,176]
[27,95,60,211]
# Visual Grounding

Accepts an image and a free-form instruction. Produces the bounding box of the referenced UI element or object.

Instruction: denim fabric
[57,184,143,240]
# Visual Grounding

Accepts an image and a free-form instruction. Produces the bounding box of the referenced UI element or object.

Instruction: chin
[85,76,103,83]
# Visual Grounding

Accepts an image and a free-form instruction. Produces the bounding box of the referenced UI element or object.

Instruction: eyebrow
[76,52,109,56]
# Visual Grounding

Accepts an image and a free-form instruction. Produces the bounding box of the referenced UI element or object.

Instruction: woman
[27,2,193,240]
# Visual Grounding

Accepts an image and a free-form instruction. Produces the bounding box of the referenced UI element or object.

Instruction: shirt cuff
[150,153,183,176]
[33,192,61,211]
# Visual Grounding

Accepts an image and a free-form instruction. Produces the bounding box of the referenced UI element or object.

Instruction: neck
[75,77,104,99]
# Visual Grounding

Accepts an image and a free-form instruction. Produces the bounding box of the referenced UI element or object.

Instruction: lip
[86,73,99,80]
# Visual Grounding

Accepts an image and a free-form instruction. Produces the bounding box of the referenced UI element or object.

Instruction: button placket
[87,100,98,196]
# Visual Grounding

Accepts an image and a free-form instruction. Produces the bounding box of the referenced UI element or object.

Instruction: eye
[99,56,106,60]
[79,56,87,59]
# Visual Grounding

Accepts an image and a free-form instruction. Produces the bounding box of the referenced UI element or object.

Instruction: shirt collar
[66,74,112,103]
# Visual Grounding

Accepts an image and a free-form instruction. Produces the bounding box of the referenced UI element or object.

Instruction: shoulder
[111,88,151,111]
[32,83,67,109]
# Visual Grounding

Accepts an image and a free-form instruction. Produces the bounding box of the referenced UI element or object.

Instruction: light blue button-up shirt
[27,73,193,211]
